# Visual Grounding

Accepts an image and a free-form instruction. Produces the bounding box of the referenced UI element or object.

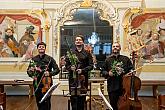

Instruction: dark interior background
[60,8,113,69]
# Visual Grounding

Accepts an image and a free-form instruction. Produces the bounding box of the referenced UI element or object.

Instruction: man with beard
[65,35,93,110]
[102,42,134,110]
[4,28,19,57]
[27,42,60,110]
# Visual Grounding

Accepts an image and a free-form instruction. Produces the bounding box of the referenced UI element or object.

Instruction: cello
[118,51,142,110]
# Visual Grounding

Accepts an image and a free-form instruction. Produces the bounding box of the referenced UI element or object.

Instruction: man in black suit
[102,42,134,110]
[65,35,93,110]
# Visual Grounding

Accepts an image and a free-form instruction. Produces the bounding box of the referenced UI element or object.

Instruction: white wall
[144,0,165,8]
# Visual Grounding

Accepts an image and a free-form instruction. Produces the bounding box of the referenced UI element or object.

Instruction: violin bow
[128,66,143,74]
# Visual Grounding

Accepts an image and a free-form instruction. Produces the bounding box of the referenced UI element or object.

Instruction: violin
[42,75,52,93]
[118,51,142,110]
[40,60,52,93]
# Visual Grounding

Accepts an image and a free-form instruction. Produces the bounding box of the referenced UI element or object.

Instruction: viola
[78,74,86,94]
[70,70,87,96]
[64,37,87,95]
[118,51,142,110]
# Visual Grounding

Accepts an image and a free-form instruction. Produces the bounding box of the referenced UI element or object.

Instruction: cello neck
[130,75,135,99]
[130,51,136,99]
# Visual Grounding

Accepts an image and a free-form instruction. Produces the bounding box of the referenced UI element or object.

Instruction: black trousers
[70,95,86,110]
[35,91,51,110]
[108,90,122,110]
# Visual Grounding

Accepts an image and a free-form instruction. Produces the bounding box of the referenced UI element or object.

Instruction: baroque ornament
[53,0,120,55]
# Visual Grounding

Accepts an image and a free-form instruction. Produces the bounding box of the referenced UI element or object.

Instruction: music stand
[39,82,60,103]
[98,88,113,110]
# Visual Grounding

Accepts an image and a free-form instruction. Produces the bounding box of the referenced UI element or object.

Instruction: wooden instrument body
[70,72,87,95]
[118,75,142,110]
[42,76,52,93]
[118,51,142,110]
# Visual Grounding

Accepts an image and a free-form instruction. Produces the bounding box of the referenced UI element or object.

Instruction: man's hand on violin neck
[44,71,50,76]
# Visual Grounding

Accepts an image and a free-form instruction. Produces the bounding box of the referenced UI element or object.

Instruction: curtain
[131,13,165,28]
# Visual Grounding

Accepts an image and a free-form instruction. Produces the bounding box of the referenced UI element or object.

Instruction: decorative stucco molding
[54,0,119,26]
[53,0,120,56]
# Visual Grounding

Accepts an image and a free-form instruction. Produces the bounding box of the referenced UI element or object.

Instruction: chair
[0,92,6,110]
[158,94,165,110]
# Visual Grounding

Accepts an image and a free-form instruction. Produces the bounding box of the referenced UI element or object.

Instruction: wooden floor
[6,95,158,110]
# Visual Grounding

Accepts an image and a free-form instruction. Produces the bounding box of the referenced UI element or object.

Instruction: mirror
[59,8,113,79]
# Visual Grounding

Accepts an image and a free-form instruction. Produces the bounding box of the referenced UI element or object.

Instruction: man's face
[137,30,142,36]
[37,45,46,54]
[151,33,159,41]
[112,43,121,54]
[75,37,84,46]
[6,30,13,36]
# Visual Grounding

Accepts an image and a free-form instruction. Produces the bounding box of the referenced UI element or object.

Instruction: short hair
[112,42,121,49]
[26,25,35,32]
[5,28,14,33]
[37,42,46,48]
[137,28,143,32]
[75,35,84,42]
